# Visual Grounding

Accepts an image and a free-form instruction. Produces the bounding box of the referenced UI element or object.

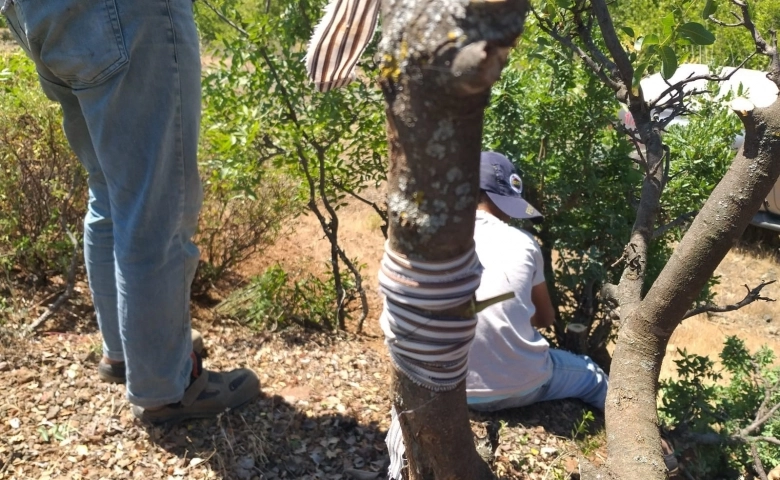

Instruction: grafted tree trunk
[378,0,529,478]
[606,99,780,479]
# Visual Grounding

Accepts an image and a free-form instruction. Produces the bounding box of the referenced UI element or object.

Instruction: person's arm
[529,281,555,329]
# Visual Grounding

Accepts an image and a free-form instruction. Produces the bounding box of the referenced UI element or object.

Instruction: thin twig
[653,211,698,239]
[743,400,780,437]
[532,8,622,92]
[683,280,776,319]
[29,172,83,331]
[648,54,756,110]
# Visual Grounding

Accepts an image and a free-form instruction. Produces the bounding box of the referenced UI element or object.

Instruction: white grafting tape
[379,241,483,479]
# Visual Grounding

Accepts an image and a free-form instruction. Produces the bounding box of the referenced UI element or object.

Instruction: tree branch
[648,54,756,110]
[708,0,780,84]
[590,0,633,91]
[653,211,697,239]
[742,400,780,437]
[532,8,622,92]
[682,280,776,319]
[751,443,769,480]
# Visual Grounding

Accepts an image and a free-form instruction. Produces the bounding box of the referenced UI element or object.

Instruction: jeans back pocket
[15,0,128,88]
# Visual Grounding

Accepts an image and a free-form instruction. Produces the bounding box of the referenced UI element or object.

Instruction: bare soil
[3,189,778,479]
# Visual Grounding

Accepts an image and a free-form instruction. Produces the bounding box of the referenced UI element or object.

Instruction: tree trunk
[606,99,780,479]
[378,0,528,478]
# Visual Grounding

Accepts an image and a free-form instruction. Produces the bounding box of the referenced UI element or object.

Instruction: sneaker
[131,352,260,425]
[97,329,205,384]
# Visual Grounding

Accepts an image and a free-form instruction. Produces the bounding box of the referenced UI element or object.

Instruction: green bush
[194,0,385,328]
[659,336,780,478]
[0,51,86,280]
[481,28,741,354]
[215,264,346,330]
[194,162,304,289]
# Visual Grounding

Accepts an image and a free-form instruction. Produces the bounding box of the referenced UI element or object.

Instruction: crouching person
[466,152,608,412]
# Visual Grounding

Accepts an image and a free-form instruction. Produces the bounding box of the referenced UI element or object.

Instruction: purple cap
[479,151,543,220]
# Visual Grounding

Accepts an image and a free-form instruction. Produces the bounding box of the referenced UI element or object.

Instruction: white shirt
[466,210,553,399]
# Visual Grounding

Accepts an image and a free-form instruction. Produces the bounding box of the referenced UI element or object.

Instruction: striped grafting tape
[305,0,380,92]
[378,241,483,479]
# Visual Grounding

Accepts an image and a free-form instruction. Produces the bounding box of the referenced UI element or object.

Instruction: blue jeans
[468,349,609,412]
[4,0,203,408]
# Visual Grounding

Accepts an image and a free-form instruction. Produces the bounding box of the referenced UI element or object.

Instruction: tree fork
[378,0,528,478]
[606,98,780,479]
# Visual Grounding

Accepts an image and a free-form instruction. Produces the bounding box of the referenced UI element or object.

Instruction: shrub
[215,264,346,331]
[194,166,303,290]
[0,51,86,281]
[659,336,780,478]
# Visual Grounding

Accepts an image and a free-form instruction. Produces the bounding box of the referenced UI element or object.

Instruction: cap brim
[486,192,543,220]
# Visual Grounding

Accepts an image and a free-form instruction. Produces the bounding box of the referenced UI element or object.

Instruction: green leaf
[702,0,717,19]
[555,0,573,8]
[662,12,676,38]
[632,61,648,93]
[644,34,660,47]
[677,22,716,45]
[635,34,659,52]
[659,46,678,79]
[620,26,636,38]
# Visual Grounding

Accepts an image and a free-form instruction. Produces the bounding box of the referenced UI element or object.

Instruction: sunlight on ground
[260,189,780,377]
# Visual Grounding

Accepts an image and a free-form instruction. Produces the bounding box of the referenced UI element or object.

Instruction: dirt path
[0,318,591,480]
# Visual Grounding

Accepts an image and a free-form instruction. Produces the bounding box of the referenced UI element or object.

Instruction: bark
[378,0,528,478]
[605,99,780,479]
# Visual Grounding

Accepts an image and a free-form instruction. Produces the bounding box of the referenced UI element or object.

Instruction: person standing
[2,0,259,423]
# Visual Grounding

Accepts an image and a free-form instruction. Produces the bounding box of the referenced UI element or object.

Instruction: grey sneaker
[131,353,260,425]
[97,329,205,384]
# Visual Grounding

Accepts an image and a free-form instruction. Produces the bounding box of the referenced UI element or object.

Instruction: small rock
[0,361,9,372]
[237,455,254,470]
[46,406,60,420]
[234,467,252,480]
[764,314,773,323]
[540,446,558,458]
[14,368,35,384]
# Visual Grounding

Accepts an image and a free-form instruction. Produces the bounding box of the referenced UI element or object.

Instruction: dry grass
[660,246,780,380]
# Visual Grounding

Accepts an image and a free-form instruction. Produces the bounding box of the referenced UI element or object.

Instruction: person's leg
[12,0,199,406]
[10,0,258,420]
[3,2,123,363]
[71,0,203,407]
[538,349,609,410]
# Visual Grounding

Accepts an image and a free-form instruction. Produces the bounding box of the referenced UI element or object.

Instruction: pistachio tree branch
[751,443,769,480]
[590,0,633,90]
[708,0,780,83]
[682,280,776,319]
[649,53,757,110]
[653,211,697,239]
[532,7,622,92]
